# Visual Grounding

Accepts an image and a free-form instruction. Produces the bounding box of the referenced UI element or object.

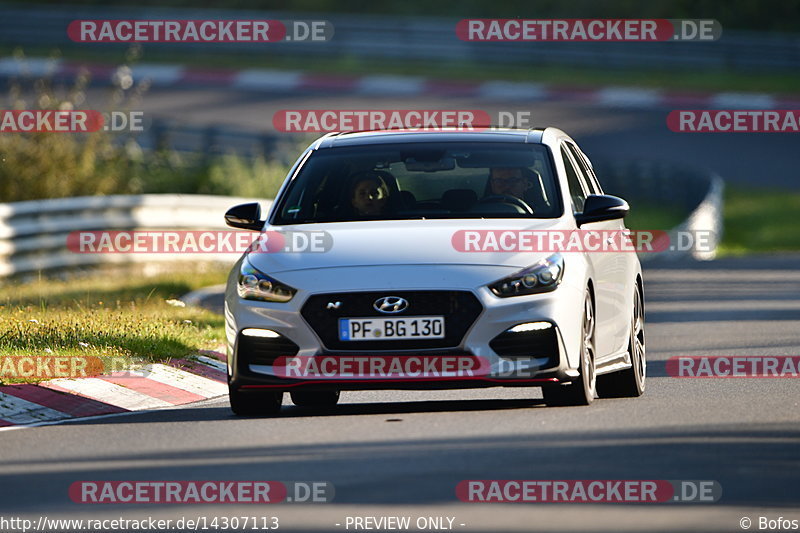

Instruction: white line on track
[0,396,229,433]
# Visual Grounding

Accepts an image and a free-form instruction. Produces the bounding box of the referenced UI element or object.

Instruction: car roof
[312,128,568,149]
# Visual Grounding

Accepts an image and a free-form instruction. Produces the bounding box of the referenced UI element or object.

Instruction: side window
[566,143,602,195]
[579,150,604,195]
[560,145,588,212]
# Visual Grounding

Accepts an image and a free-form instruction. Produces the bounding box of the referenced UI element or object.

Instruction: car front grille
[301,290,483,350]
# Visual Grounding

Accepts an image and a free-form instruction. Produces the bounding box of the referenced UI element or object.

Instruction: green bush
[0,50,292,203]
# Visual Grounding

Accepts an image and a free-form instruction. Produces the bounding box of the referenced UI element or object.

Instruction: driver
[488,167,531,199]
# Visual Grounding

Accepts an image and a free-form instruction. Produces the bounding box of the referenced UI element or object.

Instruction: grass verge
[718,186,800,255]
[0,264,230,384]
[624,203,686,231]
[624,187,800,256]
[0,48,297,203]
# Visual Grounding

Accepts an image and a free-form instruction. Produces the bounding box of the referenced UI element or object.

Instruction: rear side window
[560,145,588,212]
[566,143,603,195]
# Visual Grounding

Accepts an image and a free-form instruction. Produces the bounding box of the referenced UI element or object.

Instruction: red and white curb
[2,56,800,109]
[0,351,228,429]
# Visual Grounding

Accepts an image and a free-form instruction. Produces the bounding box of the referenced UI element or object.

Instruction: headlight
[489,253,564,297]
[237,256,296,303]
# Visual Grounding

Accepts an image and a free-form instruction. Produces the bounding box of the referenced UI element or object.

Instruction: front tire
[542,289,596,406]
[597,283,646,398]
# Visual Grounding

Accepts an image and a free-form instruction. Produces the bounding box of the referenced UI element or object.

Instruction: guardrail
[594,159,724,260]
[0,194,269,278]
[0,3,799,72]
[139,121,309,160]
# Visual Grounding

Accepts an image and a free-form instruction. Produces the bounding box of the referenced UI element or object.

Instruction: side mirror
[575,195,629,226]
[224,203,264,231]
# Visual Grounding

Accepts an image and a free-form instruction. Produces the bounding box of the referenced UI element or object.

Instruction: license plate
[339,316,445,341]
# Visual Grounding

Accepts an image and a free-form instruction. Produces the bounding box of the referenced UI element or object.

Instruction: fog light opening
[241,328,281,338]
[508,322,553,333]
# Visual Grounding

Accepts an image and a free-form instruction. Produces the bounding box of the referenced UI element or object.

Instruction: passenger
[350,174,390,216]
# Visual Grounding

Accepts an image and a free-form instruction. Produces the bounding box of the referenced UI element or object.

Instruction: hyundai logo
[373,296,409,314]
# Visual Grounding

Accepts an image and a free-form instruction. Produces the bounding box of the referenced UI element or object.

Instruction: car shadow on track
[278,397,546,419]
[54,397,547,426]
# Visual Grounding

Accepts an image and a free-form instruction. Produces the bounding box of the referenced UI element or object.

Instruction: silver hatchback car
[223,128,646,415]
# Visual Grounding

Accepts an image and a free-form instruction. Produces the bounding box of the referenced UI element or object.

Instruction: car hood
[248,218,568,274]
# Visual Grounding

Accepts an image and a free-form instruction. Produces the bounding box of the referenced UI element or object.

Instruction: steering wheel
[477,195,534,215]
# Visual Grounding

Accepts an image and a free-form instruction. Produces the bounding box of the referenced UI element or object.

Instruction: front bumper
[226,281,584,391]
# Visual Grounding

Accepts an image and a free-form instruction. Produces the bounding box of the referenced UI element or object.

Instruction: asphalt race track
[1,254,798,532]
[81,86,800,189]
[2,88,798,532]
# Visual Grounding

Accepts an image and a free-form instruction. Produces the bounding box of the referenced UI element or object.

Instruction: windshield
[272,142,562,224]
